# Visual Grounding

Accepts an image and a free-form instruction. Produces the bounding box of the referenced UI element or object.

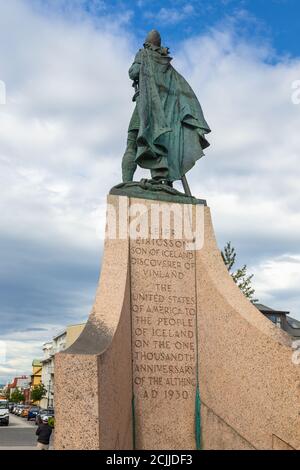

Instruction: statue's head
[145,29,161,47]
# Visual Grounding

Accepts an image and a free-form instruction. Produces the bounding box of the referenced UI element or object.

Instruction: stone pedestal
[55,195,300,450]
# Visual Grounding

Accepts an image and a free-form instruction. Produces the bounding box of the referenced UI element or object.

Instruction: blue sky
[28,0,300,56]
[1,0,300,383]
[132,0,300,57]
[26,0,300,56]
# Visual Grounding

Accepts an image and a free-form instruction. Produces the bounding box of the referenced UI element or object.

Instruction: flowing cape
[135,48,211,181]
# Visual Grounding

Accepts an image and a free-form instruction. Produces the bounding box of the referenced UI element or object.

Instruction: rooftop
[254,303,290,315]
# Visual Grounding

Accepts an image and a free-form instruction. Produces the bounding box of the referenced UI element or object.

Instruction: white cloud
[0,328,61,382]
[253,255,300,293]
[0,0,134,252]
[144,4,195,25]
[251,255,300,314]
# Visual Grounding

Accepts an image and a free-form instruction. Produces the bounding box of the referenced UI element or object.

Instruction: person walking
[36,416,53,450]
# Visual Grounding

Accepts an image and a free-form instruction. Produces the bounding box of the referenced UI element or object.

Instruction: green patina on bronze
[110,180,207,205]
[112,29,211,199]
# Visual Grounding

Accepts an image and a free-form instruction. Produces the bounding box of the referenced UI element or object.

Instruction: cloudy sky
[0,0,300,384]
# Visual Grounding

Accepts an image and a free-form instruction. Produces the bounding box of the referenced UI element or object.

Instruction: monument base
[55,195,300,450]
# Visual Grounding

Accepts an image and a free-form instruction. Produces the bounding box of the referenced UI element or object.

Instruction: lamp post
[47,379,51,408]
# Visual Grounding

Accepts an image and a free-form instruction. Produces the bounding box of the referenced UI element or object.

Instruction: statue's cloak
[132,47,211,182]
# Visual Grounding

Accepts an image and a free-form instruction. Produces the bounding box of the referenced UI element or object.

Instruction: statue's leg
[151,168,169,182]
[122,130,138,182]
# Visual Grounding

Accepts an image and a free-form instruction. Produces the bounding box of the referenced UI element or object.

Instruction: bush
[48,417,55,428]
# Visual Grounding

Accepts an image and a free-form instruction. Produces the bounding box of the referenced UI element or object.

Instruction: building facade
[5,376,31,403]
[40,323,85,409]
[31,359,42,388]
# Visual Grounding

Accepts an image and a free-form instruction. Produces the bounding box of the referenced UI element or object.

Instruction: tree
[222,241,258,302]
[30,383,47,403]
[10,389,25,403]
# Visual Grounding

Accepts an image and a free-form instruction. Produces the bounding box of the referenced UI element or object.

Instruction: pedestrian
[36,416,52,450]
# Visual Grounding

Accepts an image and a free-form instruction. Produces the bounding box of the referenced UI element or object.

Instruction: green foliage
[221,242,236,272]
[30,383,47,403]
[222,241,258,302]
[48,416,55,428]
[10,389,25,403]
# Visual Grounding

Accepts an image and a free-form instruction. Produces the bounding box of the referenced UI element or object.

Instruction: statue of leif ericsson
[113,29,211,199]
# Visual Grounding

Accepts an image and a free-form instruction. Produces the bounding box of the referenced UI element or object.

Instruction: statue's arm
[129,50,142,82]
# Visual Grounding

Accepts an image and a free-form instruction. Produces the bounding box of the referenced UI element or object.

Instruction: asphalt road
[0,413,51,450]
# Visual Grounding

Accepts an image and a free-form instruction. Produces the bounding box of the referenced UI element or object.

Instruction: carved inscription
[131,238,197,402]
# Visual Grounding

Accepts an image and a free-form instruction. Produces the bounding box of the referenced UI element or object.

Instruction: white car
[0,400,9,426]
[16,405,24,416]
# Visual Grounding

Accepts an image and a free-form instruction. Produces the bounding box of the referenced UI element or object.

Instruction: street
[0,414,53,450]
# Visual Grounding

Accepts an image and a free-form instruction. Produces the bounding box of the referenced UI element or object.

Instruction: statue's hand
[129,62,140,81]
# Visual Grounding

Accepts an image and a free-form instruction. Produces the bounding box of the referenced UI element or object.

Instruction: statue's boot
[122,132,138,182]
[151,169,170,185]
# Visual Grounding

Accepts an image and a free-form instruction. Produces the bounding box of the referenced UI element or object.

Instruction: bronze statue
[121,30,211,197]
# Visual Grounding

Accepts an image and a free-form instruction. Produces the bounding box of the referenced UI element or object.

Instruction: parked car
[8,403,15,413]
[16,405,25,416]
[20,405,30,418]
[27,406,40,421]
[12,404,20,414]
[0,400,9,426]
[35,408,54,425]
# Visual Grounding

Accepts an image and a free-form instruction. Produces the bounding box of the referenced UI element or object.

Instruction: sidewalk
[0,445,54,450]
[0,446,36,450]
